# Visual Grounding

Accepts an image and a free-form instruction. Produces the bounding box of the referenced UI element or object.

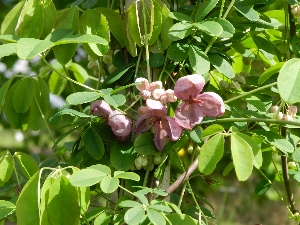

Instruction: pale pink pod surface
[90,100,112,117]
[174,74,205,100]
[135,78,149,92]
[175,102,204,130]
[195,92,225,117]
[108,110,132,141]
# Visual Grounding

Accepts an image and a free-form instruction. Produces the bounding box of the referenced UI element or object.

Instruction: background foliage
[1,0,300,224]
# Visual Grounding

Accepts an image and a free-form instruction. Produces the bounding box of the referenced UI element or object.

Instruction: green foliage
[198,134,224,175]
[1,0,300,224]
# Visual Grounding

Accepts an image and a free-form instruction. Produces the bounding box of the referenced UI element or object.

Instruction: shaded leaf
[198,134,224,175]
[231,133,254,181]
[277,58,300,104]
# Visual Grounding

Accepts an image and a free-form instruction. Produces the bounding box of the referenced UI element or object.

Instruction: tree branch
[166,157,198,196]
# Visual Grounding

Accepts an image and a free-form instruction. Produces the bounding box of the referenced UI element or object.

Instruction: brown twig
[166,157,198,196]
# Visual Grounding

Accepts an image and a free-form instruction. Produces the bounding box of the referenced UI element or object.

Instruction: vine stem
[281,126,298,214]
[257,169,284,202]
[34,95,55,144]
[204,0,235,54]
[143,156,153,187]
[142,0,151,83]
[41,56,97,92]
[224,82,277,104]
[216,117,300,127]
[63,66,83,112]
[118,185,136,197]
[222,0,235,19]
[175,152,208,225]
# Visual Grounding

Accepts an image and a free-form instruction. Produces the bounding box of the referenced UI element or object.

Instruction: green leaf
[103,94,126,107]
[255,174,275,195]
[149,53,165,68]
[147,208,166,225]
[12,77,34,113]
[100,176,119,194]
[69,63,89,84]
[0,43,16,58]
[14,152,39,180]
[255,130,294,154]
[194,0,219,22]
[114,171,140,181]
[166,214,198,225]
[189,46,210,75]
[88,164,111,176]
[234,5,260,21]
[46,176,80,225]
[126,3,142,46]
[123,13,137,57]
[198,134,224,175]
[124,207,146,225]
[194,21,223,36]
[201,124,224,139]
[208,54,235,79]
[189,126,203,144]
[0,78,15,114]
[84,127,105,160]
[245,95,266,112]
[234,133,262,169]
[223,161,234,176]
[66,92,102,105]
[293,148,300,162]
[3,80,31,130]
[0,151,13,186]
[167,43,189,62]
[69,169,107,187]
[277,58,300,104]
[105,63,135,85]
[0,200,16,219]
[149,0,162,45]
[134,133,159,155]
[52,7,79,65]
[0,1,25,35]
[42,0,56,38]
[80,9,109,56]
[119,200,142,208]
[16,38,54,60]
[40,177,54,225]
[231,133,254,181]
[48,68,68,95]
[54,34,107,45]
[253,36,274,60]
[94,211,111,225]
[168,22,193,41]
[78,186,90,214]
[49,109,90,124]
[15,0,43,38]
[16,171,40,225]
[95,7,124,46]
[161,5,173,50]
[169,12,192,22]
[38,77,50,113]
[210,18,235,38]
[258,62,284,84]
[111,141,137,171]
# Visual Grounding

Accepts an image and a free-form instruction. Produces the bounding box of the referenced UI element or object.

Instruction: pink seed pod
[108,110,132,141]
[277,112,283,120]
[90,100,112,117]
[288,106,298,118]
[283,114,293,121]
[269,105,278,113]
[135,78,149,92]
[174,74,205,100]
